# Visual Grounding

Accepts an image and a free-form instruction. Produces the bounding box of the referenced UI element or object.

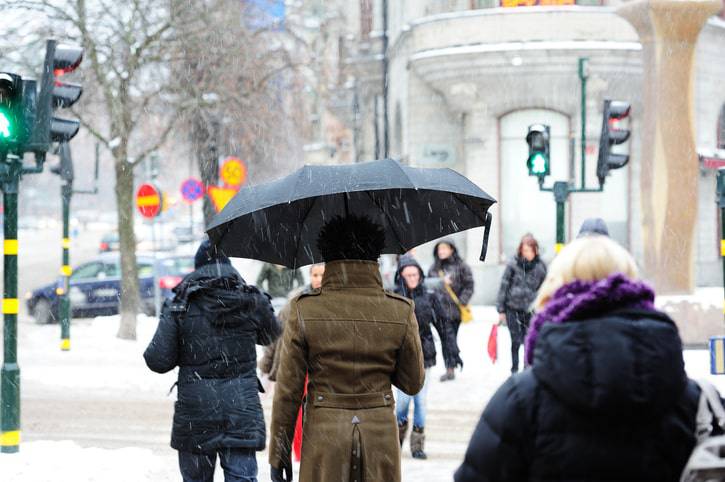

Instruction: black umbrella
[206,159,496,268]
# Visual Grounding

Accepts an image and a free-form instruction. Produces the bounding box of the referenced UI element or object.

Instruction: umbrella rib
[452,192,489,224]
[365,191,407,253]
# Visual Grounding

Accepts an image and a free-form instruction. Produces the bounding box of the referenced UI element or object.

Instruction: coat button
[384,394,391,400]
[317,395,323,401]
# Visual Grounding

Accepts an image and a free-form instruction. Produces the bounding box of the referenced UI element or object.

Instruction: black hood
[532,309,687,418]
[173,263,262,324]
[394,255,425,295]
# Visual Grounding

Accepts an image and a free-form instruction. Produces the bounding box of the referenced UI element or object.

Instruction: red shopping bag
[487,324,498,364]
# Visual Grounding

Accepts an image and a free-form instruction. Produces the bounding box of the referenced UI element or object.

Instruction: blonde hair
[533,236,639,311]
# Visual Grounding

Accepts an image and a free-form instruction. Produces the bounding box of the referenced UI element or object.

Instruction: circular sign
[136,183,162,218]
[180,178,204,203]
[220,157,247,187]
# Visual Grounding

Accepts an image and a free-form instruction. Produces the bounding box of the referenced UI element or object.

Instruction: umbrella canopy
[206,159,496,268]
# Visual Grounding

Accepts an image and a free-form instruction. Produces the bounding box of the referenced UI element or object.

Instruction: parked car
[99,232,120,252]
[25,253,194,324]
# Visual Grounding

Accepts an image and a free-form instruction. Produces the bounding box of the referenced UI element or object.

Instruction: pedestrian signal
[526,124,550,178]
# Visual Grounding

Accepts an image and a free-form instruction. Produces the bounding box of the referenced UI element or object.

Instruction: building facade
[321,0,725,303]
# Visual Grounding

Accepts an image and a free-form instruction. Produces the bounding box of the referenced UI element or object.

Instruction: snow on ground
[5,305,725,481]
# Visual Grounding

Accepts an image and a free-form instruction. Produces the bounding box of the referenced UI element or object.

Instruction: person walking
[428,239,473,381]
[455,236,701,482]
[394,255,450,460]
[144,240,280,482]
[496,234,547,374]
[269,214,425,482]
[256,262,305,299]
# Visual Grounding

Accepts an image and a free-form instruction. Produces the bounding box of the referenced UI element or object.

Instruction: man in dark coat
[269,214,425,482]
[394,255,451,459]
[428,239,473,381]
[144,239,280,482]
[496,235,547,373]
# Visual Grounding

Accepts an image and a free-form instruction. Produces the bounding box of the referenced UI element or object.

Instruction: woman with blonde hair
[455,236,701,482]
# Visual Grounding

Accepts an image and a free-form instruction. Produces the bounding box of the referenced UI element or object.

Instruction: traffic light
[50,141,74,182]
[34,40,83,149]
[0,73,24,150]
[526,124,550,177]
[596,99,631,186]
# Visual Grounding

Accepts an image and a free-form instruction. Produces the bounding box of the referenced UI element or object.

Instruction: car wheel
[33,299,55,325]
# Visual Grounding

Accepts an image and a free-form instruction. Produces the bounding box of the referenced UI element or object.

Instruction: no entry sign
[136,183,162,218]
[180,178,204,203]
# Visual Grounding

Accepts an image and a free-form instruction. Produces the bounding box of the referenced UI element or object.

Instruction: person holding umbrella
[428,239,472,381]
[269,214,425,482]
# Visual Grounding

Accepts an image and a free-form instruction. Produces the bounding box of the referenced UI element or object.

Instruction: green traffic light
[528,152,549,176]
[0,109,12,139]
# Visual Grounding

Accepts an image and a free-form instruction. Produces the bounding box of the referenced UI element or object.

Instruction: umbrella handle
[479,212,493,262]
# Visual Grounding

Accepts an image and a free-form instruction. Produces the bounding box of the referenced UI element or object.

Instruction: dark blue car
[25,253,194,324]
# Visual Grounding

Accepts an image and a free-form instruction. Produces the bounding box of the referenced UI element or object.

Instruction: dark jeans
[178,448,258,482]
[506,310,532,373]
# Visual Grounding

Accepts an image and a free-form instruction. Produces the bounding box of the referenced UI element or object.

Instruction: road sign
[208,186,237,213]
[220,157,247,187]
[136,183,162,218]
[180,178,204,203]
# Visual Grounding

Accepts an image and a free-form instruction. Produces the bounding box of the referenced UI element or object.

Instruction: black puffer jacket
[496,255,547,313]
[455,309,699,482]
[394,256,453,369]
[427,240,475,321]
[144,262,280,454]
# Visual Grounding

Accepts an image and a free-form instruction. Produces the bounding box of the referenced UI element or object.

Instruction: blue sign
[181,178,204,203]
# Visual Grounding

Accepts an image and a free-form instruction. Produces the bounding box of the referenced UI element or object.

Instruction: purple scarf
[524,273,656,365]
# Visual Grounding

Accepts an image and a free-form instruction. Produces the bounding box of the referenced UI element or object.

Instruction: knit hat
[194,239,231,269]
[577,218,609,238]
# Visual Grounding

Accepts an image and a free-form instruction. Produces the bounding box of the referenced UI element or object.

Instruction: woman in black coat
[144,240,280,482]
[496,234,547,373]
[428,239,474,381]
[455,236,701,482]
[394,256,453,460]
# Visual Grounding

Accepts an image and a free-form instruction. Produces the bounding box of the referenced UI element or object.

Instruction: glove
[270,464,293,482]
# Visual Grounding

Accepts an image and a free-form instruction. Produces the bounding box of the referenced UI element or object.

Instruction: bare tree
[4,0,199,339]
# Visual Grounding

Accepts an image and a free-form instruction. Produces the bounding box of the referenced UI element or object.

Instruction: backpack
[680,380,725,482]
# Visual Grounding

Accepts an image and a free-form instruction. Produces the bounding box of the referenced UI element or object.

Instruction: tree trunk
[192,115,220,227]
[114,156,140,340]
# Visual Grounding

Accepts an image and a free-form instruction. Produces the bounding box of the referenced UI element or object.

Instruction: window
[718,104,725,150]
[71,262,104,281]
[103,263,120,278]
[137,263,154,278]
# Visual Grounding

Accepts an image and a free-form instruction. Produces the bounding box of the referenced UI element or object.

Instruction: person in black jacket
[428,239,473,381]
[455,236,701,482]
[496,234,547,374]
[144,239,280,482]
[394,255,451,460]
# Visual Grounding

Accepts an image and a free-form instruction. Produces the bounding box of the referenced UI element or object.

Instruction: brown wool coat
[269,260,425,482]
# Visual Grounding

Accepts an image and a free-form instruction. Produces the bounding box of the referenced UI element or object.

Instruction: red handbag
[487,324,498,364]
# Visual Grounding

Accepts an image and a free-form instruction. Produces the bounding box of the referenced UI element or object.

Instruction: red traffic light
[53,45,83,75]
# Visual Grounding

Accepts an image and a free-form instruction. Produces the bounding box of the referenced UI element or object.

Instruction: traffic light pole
[718,170,725,320]
[579,58,588,190]
[59,182,72,351]
[1,154,21,453]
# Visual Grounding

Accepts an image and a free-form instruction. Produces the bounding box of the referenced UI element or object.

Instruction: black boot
[411,426,427,460]
[398,420,408,447]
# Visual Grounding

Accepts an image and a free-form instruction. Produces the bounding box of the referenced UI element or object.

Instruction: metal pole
[59,183,71,351]
[382,0,389,159]
[578,58,589,190]
[1,156,21,453]
[553,181,569,254]
[719,170,725,320]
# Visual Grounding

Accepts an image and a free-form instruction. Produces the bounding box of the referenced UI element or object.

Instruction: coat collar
[321,260,382,289]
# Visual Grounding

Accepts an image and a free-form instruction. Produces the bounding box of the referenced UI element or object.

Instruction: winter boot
[410,426,427,460]
[398,420,409,447]
[440,368,455,382]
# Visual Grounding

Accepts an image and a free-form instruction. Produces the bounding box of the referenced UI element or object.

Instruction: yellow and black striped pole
[1,158,21,453]
[59,183,72,351]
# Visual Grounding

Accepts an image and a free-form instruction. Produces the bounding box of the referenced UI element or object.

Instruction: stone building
[320,0,725,303]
